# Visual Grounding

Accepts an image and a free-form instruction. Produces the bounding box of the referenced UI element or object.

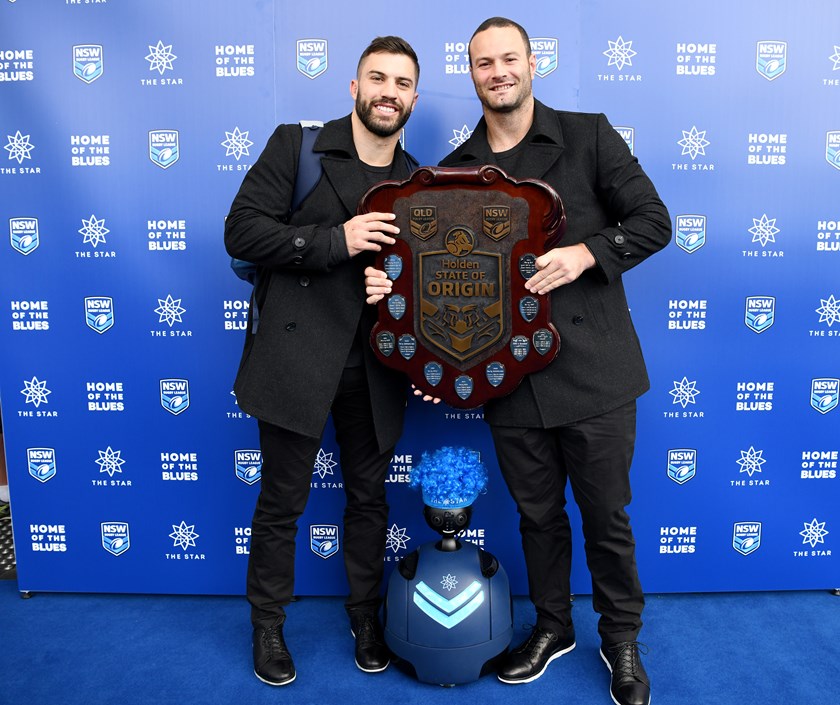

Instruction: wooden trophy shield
[361,165,566,409]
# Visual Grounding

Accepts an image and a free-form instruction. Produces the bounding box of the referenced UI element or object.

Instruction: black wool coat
[439,100,672,428]
[224,115,410,451]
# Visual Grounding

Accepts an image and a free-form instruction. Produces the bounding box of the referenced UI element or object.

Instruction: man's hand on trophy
[364,266,393,304]
[412,385,442,405]
[526,243,596,295]
[344,212,399,257]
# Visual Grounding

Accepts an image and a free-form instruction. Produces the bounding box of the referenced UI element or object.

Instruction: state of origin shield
[361,166,565,408]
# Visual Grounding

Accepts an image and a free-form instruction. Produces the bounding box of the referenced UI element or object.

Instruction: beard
[476,75,533,114]
[355,96,411,137]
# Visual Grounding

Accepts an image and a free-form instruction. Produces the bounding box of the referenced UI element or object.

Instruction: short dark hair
[357,36,420,83]
[468,17,532,64]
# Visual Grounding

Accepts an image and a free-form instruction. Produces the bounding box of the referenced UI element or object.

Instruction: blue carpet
[1,580,838,705]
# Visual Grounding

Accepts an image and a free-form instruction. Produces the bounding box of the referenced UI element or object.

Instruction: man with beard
[224,36,419,686]
[366,17,669,705]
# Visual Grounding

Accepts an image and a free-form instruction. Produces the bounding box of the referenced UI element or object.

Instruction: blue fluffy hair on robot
[409,446,488,509]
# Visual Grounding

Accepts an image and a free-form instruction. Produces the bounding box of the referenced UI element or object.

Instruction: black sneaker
[252,619,295,686]
[497,626,576,684]
[600,641,650,705]
[348,609,390,673]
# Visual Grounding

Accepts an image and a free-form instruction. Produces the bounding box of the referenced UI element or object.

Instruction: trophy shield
[361,165,565,409]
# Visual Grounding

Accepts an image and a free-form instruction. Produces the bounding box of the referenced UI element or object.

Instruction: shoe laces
[352,614,382,647]
[606,641,648,683]
[261,624,287,657]
[519,627,558,655]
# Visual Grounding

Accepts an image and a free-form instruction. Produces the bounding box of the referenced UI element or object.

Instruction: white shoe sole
[254,669,296,686]
[497,641,576,684]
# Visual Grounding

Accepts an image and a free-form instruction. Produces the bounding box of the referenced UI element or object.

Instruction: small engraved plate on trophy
[533,328,554,356]
[424,362,443,387]
[519,296,539,322]
[387,294,406,320]
[519,253,537,279]
[376,331,396,357]
[510,335,530,361]
[455,375,474,401]
[485,362,506,387]
[383,254,403,281]
[398,334,417,360]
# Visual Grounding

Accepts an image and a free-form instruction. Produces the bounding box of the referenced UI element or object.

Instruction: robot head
[423,504,472,537]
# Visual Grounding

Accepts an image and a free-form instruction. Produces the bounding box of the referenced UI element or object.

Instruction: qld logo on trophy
[363,166,565,408]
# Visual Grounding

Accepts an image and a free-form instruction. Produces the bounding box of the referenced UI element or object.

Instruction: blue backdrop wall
[1,0,838,596]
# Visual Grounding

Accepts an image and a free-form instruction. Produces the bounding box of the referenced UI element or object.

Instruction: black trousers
[247,366,394,628]
[490,400,644,646]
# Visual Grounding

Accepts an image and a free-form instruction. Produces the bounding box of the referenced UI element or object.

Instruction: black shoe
[348,609,390,673]
[252,620,295,686]
[600,641,650,705]
[497,627,576,684]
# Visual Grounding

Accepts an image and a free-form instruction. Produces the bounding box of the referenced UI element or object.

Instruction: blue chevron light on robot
[384,447,513,685]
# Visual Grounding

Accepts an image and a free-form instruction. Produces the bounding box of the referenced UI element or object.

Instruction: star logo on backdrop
[5,130,34,164]
[737,447,766,477]
[96,447,125,477]
[449,125,472,148]
[155,295,186,327]
[313,448,337,479]
[169,521,199,550]
[145,40,177,75]
[79,215,110,248]
[669,377,700,408]
[799,518,828,548]
[815,294,840,327]
[441,574,459,592]
[221,127,253,161]
[678,126,710,160]
[385,524,410,553]
[603,36,637,70]
[20,377,51,407]
[748,214,779,247]
[829,46,840,71]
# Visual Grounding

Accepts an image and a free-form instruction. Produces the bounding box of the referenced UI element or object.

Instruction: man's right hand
[344,212,399,257]
[364,266,393,304]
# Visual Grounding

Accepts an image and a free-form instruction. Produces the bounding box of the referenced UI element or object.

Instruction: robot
[384,447,513,686]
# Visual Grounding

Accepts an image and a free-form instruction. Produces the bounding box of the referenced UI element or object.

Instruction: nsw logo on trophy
[361,166,565,408]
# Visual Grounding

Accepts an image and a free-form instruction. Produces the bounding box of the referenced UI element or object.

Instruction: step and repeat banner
[1,0,837,595]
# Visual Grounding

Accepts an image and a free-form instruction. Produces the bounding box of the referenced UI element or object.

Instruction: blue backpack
[230,121,325,285]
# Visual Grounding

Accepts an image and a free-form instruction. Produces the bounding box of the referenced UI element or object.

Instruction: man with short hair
[367,17,670,705]
[225,36,420,686]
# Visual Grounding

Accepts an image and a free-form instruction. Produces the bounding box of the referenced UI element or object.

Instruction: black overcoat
[224,115,408,451]
[439,100,672,428]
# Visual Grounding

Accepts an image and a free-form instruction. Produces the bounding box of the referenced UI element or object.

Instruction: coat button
[621,252,632,260]
[572,315,584,325]
[285,322,296,331]
[299,276,310,287]
[614,234,626,245]
[293,236,306,249]
[292,255,303,265]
